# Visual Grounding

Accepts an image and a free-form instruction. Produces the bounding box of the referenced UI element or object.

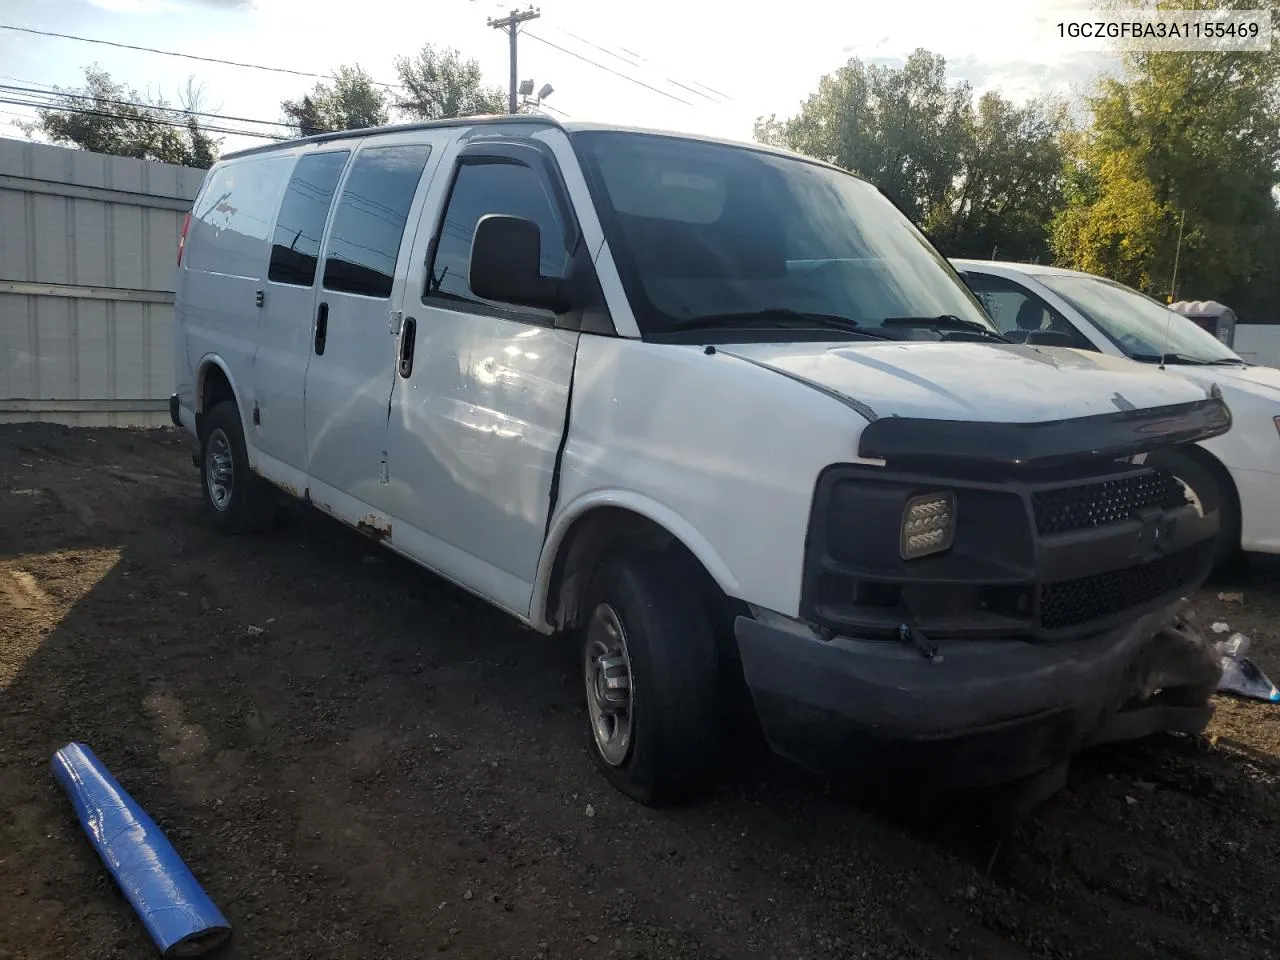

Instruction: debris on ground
[1216,633,1280,702]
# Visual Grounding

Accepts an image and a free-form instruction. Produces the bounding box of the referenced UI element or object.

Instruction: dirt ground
[3,423,1280,960]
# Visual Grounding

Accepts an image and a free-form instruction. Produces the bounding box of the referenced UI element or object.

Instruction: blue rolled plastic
[51,742,231,957]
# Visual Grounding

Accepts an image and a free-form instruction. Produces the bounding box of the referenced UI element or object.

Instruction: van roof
[220,115,849,176]
[222,113,558,159]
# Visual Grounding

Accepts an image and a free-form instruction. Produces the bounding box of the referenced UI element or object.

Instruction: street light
[518,79,556,113]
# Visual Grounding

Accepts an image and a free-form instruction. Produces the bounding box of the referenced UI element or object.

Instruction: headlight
[900,492,956,559]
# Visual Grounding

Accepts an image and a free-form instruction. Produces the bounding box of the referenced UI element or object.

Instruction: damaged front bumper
[736,604,1222,788]
[740,393,1233,786]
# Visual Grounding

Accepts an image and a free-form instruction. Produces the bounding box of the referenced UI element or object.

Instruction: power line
[0,23,563,119]
[552,28,729,105]
[559,29,641,68]
[0,82,294,129]
[522,31,692,107]
[0,23,405,90]
[0,97,285,140]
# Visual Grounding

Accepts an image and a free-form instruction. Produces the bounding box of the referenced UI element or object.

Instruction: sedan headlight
[900,492,957,559]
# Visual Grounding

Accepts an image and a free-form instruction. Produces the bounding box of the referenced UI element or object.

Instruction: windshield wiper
[882,314,1009,342]
[1132,352,1242,366]
[673,309,895,340]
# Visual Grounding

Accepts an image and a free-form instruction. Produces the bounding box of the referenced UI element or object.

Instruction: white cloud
[82,0,183,12]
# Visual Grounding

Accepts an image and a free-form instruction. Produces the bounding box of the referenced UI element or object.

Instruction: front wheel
[580,551,723,805]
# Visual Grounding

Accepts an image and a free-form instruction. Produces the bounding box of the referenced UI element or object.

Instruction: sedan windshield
[570,131,996,341]
[1037,273,1244,365]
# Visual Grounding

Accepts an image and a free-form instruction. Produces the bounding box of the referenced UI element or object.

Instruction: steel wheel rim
[584,602,634,767]
[206,428,234,511]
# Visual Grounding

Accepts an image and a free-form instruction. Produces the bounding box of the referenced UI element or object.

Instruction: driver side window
[426,158,568,319]
[965,272,1095,349]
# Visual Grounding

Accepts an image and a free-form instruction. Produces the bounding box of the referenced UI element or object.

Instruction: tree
[179,78,219,168]
[281,64,389,136]
[1051,0,1280,311]
[756,50,970,225]
[392,45,506,121]
[19,65,221,168]
[755,50,1069,261]
[924,93,1069,261]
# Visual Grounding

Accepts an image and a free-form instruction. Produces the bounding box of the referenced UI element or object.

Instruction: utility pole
[487,7,541,114]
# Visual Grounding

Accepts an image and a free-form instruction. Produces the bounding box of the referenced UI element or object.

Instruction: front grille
[1039,543,1208,630]
[1032,470,1189,536]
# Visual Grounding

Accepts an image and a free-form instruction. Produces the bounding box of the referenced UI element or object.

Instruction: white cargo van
[173,117,1231,804]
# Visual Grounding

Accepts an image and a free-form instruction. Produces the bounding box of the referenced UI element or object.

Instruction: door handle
[398,317,417,378]
[314,302,329,355]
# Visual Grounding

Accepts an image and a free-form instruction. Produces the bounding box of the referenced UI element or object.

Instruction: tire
[200,401,277,533]
[579,551,722,805]
[1150,449,1240,575]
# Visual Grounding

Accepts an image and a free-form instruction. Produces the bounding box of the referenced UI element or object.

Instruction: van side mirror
[468,214,567,313]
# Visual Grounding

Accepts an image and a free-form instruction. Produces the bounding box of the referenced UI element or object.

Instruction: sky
[0,0,1119,154]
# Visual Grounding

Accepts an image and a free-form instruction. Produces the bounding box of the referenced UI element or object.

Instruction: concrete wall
[0,138,205,426]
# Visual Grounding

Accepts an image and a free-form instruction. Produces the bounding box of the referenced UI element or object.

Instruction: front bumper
[736,605,1221,787]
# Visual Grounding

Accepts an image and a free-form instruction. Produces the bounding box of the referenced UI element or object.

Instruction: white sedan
[953,258,1280,569]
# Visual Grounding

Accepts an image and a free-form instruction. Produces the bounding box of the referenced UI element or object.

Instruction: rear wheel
[200,401,277,533]
[580,551,723,805]
[1150,449,1239,575]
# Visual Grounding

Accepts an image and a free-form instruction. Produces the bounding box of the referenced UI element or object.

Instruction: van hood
[719,341,1218,423]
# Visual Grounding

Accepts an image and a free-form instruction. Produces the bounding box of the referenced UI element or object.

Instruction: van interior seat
[1003,300,1047,343]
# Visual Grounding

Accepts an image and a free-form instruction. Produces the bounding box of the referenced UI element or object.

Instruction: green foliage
[281,64,390,136]
[393,45,506,121]
[1051,0,1280,310]
[756,50,1068,262]
[926,93,1070,261]
[20,66,221,169]
[756,50,969,224]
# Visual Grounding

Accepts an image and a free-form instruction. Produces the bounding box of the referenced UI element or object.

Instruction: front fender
[529,489,742,633]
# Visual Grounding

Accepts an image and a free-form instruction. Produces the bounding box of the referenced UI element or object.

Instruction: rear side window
[269,151,350,287]
[186,155,292,278]
[323,144,433,299]
[427,160,569,311]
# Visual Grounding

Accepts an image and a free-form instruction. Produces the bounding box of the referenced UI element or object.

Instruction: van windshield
[1036,273,1244,365]
[570,131,996,341]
